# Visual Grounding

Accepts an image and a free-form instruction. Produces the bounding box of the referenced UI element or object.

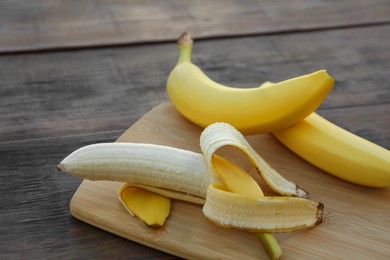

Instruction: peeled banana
[273,113,390,188]
[57,142,213,204]
[57,123,323,232]
[58,122,324,259]
[166,32,335,135]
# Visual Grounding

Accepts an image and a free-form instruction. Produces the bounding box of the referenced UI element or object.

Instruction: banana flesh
[166,32,335,135]
[57,142,214,203]
[273,113,390,187]
[57,122,323,232]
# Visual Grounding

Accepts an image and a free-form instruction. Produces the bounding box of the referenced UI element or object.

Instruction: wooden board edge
[69,180,199,259]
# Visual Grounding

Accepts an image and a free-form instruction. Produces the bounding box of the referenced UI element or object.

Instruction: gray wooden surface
[1,1,389,259]
[1,0,389,53]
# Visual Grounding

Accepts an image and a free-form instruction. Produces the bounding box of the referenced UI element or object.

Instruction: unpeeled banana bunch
[167,32,390,188]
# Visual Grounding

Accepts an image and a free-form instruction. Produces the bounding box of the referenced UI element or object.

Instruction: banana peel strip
[203,184,323,233]
[200,122,308,198]
[199,122,322,232]
[118,182,206,205]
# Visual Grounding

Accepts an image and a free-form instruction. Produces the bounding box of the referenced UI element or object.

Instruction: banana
[58,122,324,259]
[58,123,307,199]
[57,123,322,232]
[57,142,213,204]
[273,112,390,188]
[166,32,335,135]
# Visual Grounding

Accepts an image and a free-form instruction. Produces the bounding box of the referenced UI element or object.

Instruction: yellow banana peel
[167,32,335,135]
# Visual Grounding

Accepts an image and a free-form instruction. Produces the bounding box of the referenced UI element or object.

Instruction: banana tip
[57,163,64,172]
[296,185,309,198]
[322,69,335,83]
[178,32,193,46]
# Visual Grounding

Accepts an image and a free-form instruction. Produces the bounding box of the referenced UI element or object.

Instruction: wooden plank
[0,131,176,259]
[70,103,390,259]
[0,0,389,53]
[1,25,389,148]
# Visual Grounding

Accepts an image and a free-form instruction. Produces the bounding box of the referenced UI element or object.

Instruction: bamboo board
[70,103,390,259]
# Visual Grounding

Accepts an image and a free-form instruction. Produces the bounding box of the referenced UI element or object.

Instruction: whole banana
[273,113,390,188]
[166,32,335,135]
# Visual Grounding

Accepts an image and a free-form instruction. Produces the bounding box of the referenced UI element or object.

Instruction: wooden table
[1,1,389,259]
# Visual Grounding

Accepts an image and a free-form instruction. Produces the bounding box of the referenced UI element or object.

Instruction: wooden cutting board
[70,103,390,259]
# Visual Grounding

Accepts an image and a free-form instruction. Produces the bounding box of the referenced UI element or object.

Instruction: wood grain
[1,0,389,53]
[71,103,390,259]
[0,130,176,259]
[1,25,389,148]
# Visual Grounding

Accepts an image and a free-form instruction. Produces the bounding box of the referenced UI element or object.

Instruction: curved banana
[57,142,213,203]
[166,32,335,135]
[58,122,324,258]
[57,123,322,232]
[57,125,307,200]
[273,112,390,188]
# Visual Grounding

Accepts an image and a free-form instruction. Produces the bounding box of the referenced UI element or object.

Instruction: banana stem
[256,232,282,260]
[177,32,193,64]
